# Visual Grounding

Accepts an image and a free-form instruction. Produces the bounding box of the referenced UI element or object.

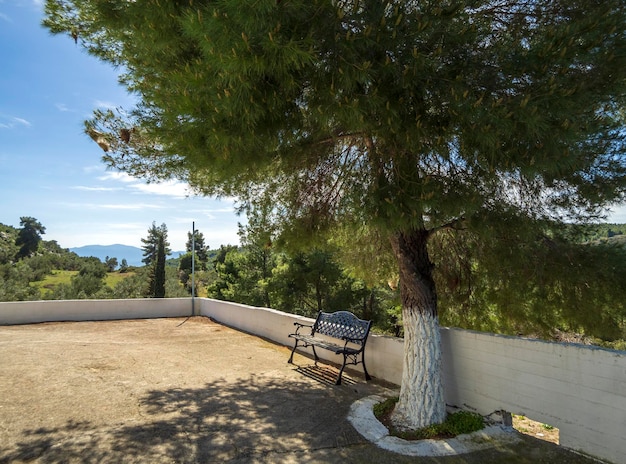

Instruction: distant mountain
[70,244,186,267]
[70,244,145,267]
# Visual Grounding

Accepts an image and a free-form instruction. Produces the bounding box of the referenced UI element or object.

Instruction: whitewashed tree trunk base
[390,308,445,430]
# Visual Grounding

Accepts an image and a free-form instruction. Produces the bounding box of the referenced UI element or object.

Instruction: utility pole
[191,221,195,316]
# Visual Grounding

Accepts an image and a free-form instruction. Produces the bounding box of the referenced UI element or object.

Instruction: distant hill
[70,245,145,266]
[70,244,186,267]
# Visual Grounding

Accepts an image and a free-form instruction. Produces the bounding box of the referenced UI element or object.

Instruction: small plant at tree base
[374,397,485,440]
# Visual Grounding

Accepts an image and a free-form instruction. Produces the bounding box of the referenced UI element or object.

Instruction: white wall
[0,298,191,324]
[1,298,624,463]
[440,327,626,464]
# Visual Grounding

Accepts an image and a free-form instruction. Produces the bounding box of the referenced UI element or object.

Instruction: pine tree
[15,217,45,260]
[44,0,626,430]
[141,222,170,297]
[141,222,171,266]
[186,229,208,268]
[151,235,166,298]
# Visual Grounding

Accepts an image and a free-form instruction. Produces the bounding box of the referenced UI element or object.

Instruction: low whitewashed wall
[440,328,626,464]
[1,298,624,463]
[0,298,191,324]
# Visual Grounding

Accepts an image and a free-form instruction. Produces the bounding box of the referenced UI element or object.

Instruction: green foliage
[104,256,118,272]
[0,219,100,301]
[106,268,151,299]
[44,258,109,299]
[579,224,626,241]
[432,224,626,342]
[0,223,19,263]
[164,266,190,297]
[141,222,171,266]
[15,217,46,260]
[0,219,190,301]
[178,227,213,294]
[149,233,167,298]
[0,262,41,301]
[138,222,171,297]
[1,215,625,347]
[374,397,485,440]
[186,229,209,268]
[206,236,398,330]
[42,0,626,236]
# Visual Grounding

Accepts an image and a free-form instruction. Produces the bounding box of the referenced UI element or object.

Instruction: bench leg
[288,340,299,364]
[361,353,372,381]
[311,345,320,363]
[335,354,348,385]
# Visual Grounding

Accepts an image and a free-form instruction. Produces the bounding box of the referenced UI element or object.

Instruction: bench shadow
[0,375,366,464]
[294,364,358,386]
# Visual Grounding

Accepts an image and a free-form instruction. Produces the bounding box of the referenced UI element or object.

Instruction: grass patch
[31,270,77,295]
[374,397,485,440]
[105,271,135,287]
[33,270,135,296]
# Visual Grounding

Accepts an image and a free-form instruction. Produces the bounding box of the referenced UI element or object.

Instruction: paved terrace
[0,317,604,463]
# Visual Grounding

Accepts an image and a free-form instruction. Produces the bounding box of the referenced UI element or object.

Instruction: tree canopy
[15,217,46,260]
[141,222,171,266]
[44,0,626,430]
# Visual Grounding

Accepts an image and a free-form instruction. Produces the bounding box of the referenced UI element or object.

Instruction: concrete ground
[0,317,606,464]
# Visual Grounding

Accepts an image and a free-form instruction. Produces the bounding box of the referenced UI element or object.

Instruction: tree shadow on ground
[0,374,366,464]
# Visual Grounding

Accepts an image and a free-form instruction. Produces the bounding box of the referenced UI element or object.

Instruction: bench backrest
[313,311,371,346]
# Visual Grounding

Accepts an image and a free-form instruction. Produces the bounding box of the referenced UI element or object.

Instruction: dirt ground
[0,317,607,464]
[513,415,559,445]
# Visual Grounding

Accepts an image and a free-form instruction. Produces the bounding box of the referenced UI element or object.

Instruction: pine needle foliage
[43,0,626,233]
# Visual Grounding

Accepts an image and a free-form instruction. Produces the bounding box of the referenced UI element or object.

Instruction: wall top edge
[0,297,194,305]
[440,326,626,355]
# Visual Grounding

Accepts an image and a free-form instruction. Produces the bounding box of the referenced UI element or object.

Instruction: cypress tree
[151,235,166,298]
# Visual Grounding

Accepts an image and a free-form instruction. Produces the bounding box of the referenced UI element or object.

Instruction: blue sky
[1,2,625,252]
[0,0,242,251]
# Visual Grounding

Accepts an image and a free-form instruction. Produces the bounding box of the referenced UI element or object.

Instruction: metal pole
[191,221,195,316]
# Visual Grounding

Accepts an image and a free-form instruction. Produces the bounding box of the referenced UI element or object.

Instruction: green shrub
[373,397,485,440]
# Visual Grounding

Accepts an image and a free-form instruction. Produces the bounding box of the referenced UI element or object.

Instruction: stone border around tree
[347,395,522,457]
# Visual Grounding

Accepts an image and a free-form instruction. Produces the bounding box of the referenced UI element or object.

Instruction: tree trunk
[389,228,446,430]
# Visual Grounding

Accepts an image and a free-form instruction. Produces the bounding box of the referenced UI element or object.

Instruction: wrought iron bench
[287,311,372,385]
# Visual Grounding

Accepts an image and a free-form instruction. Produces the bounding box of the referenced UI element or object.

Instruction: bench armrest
[293,321,313,335]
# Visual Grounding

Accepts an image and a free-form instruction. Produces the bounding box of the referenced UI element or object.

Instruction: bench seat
[287,311,372,385]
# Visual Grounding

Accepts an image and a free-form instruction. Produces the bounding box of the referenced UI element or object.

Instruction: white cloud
[99,203,163,210]
[72,186,121,192]
[98,171,193,198]
[12,117,31,126]
[98,171,135,183]
[57,201,162,211]
[55,103,71,112]
[94,100,118,110]
[130,180,191,198]
[0,12,11,22]
[0,115,31,129]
